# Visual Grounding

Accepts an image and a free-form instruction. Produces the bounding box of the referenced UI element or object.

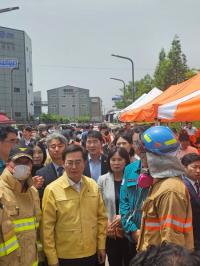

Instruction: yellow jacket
[0,168,41,266]
[42,173,107,265]
[137,176,194,251]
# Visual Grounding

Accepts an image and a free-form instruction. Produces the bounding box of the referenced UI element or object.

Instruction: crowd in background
[1,121,200,266]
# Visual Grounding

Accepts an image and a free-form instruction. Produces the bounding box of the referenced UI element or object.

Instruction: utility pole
[111,54,135,102]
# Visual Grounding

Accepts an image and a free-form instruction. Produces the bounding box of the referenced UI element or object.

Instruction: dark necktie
[57,166,64,177]
[194,181,200,197]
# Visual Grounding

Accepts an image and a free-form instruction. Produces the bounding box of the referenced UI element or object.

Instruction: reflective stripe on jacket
[0,168,41,266]
[137,176,194,251]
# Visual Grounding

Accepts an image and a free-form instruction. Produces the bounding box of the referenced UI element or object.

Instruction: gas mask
[13,165,31,181]
[138,168,153,188]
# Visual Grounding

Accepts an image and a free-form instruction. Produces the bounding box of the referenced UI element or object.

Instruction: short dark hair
[133,125,150,136]
[0,126,17,141]
[113,131,133,146]
[107,147,130,173]
[62,144,87,161]
[87,130,103,142]
[112,131,135,157]
[179,133,190,142]
[130,242,198,266]
[23,125,32,132]
[181,153,200,167]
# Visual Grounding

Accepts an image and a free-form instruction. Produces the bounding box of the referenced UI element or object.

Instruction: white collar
[68,177,83,192]
[88,154,102,161]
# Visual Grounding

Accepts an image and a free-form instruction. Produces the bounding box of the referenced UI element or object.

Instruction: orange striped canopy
[119,72,200,122]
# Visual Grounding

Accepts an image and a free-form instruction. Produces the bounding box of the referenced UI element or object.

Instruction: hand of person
[107,221,116,239]
[131,230,140,242]
[97,249,106,264]
[110,215,121,229]
[6,161,15,174]
[115,226,124,238]
[32,175,44,189]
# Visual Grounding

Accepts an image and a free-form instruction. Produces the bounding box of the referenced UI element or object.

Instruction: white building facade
[0,26,33,121]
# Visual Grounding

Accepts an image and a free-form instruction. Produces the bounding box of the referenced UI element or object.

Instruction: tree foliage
[153,35,195,90]
[135,74,154,99]
[39,113,91,124]
[113,35,197,109]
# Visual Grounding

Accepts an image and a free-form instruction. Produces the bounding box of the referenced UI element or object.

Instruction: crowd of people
[0,121,200,266]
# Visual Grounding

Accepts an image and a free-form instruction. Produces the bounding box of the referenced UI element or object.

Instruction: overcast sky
[1,0,200,112]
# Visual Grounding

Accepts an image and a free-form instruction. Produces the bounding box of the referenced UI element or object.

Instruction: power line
[35,64,155,71]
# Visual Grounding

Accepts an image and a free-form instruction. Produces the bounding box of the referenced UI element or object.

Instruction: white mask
[13,165,31,181]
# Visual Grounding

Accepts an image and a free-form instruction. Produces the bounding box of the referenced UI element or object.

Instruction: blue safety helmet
[141,126,180,155]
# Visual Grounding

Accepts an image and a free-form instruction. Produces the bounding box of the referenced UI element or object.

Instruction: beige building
[90,97,102,122]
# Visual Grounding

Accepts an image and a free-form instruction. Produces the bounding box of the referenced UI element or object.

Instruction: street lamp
[110,77,126,107]
[111,54,135,102]
[0,7,19,14]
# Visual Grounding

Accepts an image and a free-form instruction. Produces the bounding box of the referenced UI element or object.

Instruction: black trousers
[106,237,136,266]
[59,254,104,266]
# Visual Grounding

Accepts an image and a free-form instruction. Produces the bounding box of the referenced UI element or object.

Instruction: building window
[62,105,66,107]
[63,88,74,94]
[15,112,21,117]
[14,87,20,93]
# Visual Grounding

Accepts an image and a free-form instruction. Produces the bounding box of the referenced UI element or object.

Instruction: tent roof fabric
[120,72,200,122]
[119,87,162,119]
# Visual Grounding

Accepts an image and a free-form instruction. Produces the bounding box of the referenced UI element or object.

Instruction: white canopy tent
[119,87,162,114]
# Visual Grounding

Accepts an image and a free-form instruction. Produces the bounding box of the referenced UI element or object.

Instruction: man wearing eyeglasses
[42,144,107,266]
[0,126,18,174]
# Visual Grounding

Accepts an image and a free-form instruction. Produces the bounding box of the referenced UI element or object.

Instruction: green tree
[166,35,188,85]
[114,36,197,109]
[135,74,154,99]
[154,48,170,90]
[76,115,91,123]
[114,84,132,109]
[114,74,154,109]
[154,35,190,90]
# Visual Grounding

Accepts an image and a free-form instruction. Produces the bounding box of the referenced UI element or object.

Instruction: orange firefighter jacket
[137,176,194,251]
[0,168,41,266]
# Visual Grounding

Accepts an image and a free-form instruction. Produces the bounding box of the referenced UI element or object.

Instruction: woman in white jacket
[98,147,131,266]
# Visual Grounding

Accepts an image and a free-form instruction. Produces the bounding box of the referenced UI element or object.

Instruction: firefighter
[137,126,194,251]
[0,145,41,266]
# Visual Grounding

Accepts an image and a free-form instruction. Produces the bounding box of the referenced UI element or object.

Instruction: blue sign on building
[112,95,123,101]
[0,58,18,68]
